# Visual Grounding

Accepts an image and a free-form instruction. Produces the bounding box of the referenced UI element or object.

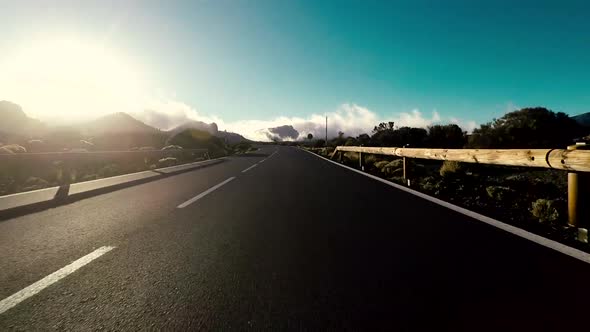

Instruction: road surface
[1,145,590,331]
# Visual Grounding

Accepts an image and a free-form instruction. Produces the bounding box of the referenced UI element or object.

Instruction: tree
[356,133,371,146]
[314,139,326,148]
[370,122,397,146]
[397,127,427,147]
[344,137,357,146]
[426,124,466,148]
[307,133,313,140]
[372,122,395,134]
[232,141,252,153]
[329,131,346,147]
[168,129,227,156]
[467,107,585,148]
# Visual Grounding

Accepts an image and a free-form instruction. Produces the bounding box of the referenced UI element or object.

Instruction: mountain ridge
[0,101,250,148]
[572,112,590,127]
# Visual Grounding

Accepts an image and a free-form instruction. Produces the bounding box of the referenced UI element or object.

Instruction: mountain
[167,128,228,157]
[0,100,45,137]
[573,112,590,127]
[169,121,249,144]
[266,125,299,141]
[216,130,250,144]
[82,112,159,135]
[168,120,218,136]
[0,102,250,150]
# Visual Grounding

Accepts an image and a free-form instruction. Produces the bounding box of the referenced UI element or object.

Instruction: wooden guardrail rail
[332,146,590,172]
[0,148,210,192]
[330,144,590,228]
[0,148,209,162]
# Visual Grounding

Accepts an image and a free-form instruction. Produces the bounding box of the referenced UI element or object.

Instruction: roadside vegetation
[0,126,256,196]
[304,107,590,249]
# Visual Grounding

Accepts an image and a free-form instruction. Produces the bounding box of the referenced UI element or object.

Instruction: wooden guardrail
[0,148,210,194]
[331,144,590,228]
[0,148,209,161]
[332,146,590,172]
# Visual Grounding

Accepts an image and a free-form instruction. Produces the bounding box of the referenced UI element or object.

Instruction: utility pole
[325,116,328,148]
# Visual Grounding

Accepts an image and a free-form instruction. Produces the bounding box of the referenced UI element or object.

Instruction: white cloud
[0,37,479,137]
[464,121,478,133]
[394,109,441,128]
[219,104,473,141]
[505,101,519,113]
[131,100,478,140]
[449,117,477,133]
[131,98,223,130]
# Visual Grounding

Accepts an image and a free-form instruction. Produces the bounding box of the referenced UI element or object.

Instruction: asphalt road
[1,145,590,331]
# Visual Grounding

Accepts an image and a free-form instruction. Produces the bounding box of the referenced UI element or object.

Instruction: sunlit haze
[1,0,589,140]
[0,37,147,124]
[2,2,590,329]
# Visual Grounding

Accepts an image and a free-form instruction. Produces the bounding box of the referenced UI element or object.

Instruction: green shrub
[390,176,405,184]
[158,157,178,167]
[343,152,359,161]
[364,154,377,164]
[377,159,402,175]
[161,145,183,151]
[0,144,27,154]
[439,161,462,177]
[21,176,49,191]
[419,176,438,193]
[318,147,334,157]
[99,164,120,177]
[374,160,389,169]
[344,138,357,146]
[530,199,560,224]
[81,174,100,182]
[231,141,252,153]
[485,186,515,201]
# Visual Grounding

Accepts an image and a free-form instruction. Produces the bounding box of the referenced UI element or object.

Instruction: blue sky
[1,0,589,139]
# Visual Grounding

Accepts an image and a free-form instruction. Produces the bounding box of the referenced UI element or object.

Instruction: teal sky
[1,0,589,137]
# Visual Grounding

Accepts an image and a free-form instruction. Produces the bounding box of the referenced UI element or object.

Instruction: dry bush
[439,161,462,177]
[530,199,560,224]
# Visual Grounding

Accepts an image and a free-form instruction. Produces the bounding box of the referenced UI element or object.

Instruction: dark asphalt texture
[1,145,590,331]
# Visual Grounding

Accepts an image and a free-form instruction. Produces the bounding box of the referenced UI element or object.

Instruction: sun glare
[0,38,147,123]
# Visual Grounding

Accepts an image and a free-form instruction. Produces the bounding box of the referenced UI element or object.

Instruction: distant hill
[168,120,218,136]
[0,102,250,151]
[0,100,45,138]
[82,112,159,135]
[216,130,250,144]
[167,128,228,157]
[572,112,590,127]
[169,121,249,144]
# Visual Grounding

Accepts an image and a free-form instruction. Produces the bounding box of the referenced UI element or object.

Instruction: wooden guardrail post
[359,151,363,170]
[403,157,408,185]
[403,144,410,186]
[568,143,590,227]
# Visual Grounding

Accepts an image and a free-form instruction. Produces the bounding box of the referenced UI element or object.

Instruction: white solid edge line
[177,177,236,208]
[155,157,224,173]
[299,147,590,265]
[0,158,226,200]
[0,246,115,315]
[241,164,258,173]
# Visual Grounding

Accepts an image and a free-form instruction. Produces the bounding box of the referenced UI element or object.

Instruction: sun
[0,37,147,123]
